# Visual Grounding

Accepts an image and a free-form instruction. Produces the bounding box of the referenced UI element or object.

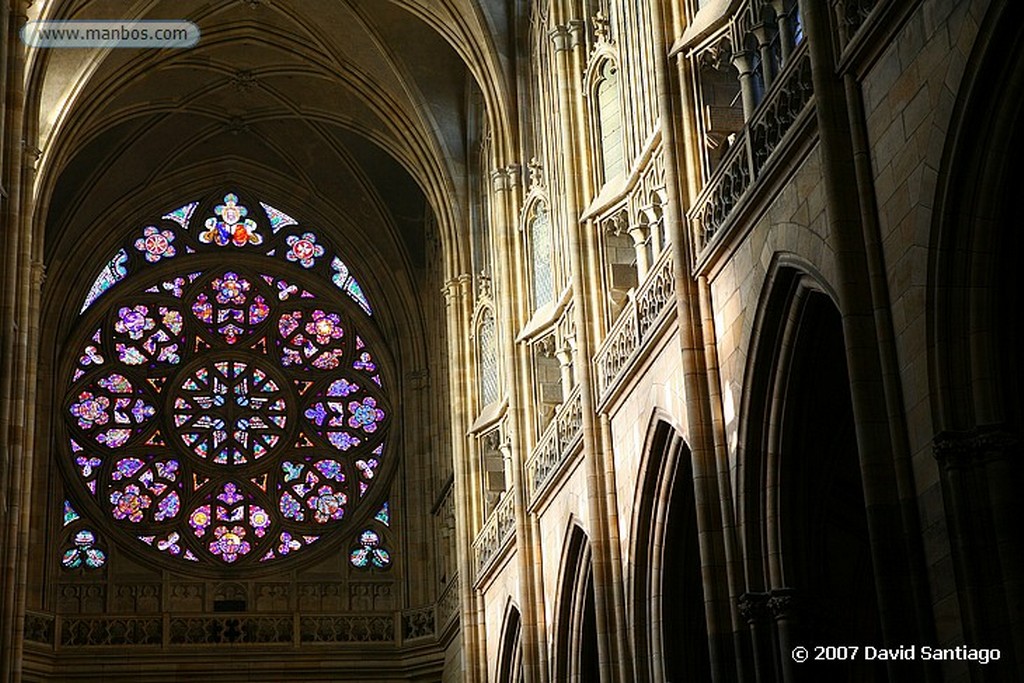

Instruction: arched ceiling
[32,0,516,326]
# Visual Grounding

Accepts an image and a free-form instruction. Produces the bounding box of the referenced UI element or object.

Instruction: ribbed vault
[31,0,515,296]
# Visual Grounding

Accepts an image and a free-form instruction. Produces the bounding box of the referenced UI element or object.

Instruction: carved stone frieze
[402,607,436,640]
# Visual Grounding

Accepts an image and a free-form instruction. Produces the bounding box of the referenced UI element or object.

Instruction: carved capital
[505,164,521,189]
[30,259,46,287]
[555,343,574,368]
[549,24,572,52]
[491,168,510,193]
[737,592,771,623]
[441,278,461,307]
[567,19,586,49]
[768,587,799,620]
[627,224,650,246]
[639,202,663,226]
[750,21,775,48]
[934,425,1019,470]
[731,49,756,76]
[22,140,42,169]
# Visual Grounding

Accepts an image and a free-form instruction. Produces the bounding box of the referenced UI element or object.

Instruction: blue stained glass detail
[375,502,389,527]
[261,202,299,233]
[81,249,129,313]
[162,202,199,229]
[63,500,81,526]
[330,257,349,285]
[331,257,372,316]
[345,278,372,316]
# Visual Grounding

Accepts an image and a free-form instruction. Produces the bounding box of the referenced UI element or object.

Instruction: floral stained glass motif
[113,305,183,367]
[62,529,106,570]
[200,194,262,247]
[350,529,390,569]
[190,272,269,345]
[173,360,287,465]
[134,226,176,263]
[68,372,156,449]
[285,232,325,268]
[108,457,181,524]
[278,308,347,370]
[64,191,391,572]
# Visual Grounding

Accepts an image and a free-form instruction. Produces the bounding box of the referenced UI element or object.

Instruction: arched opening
[497,604,524,683]
[777,292,884,682]
[631,419,711,682]
[929,3,1024,670]
[553,526,600,682]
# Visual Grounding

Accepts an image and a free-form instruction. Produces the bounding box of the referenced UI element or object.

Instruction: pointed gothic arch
[551,522,599,683]
[496,599,524,683]
[628,412,711,682]
[928,1,1024,670]
[737,259,884,682]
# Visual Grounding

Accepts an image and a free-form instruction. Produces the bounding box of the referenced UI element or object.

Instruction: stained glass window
[62,192,392,573]
[529,206,554,309]
[479,309,499,405]
[349,501,392,570]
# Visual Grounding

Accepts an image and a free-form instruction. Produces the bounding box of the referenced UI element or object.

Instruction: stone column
[799,2,932,680]
[1,4,30,680]
[627,223,650,280]
[491,162,548,683]
[751,23,776,90]
[731,50,759,120]
[442,276,484,683]
[770,1,795,63]
[934,427,1023,680]
[769,588,800,683]
[737,592,773,683]
[550,13,631,681]
[650,0,742,680]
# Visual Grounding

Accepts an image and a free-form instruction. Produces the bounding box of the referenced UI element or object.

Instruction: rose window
[61,193,391,573]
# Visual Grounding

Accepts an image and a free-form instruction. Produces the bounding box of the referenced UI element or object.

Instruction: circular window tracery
[61,193,392,574]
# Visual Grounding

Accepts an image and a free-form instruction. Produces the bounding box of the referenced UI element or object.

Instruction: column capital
[567,18,586,49]
[933,425,1019,470]
[505,164,521,189]
[737,591,771,623]
[767,587,800,620]
[730,49,756,76]
[555,343,574,368]
[441,278,462,306]
[549,24,572,52]
[491,168,510,193]
[627,223,650,246]
[750,21,776,48]
[30,259,46,288]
